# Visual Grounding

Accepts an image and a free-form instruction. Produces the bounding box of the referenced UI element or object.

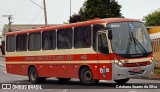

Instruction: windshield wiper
[132,37,148,55]
[125,32,137,57]
[126,31,148,56]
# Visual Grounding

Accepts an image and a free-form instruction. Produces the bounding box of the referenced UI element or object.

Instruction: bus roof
[6,18,140,36]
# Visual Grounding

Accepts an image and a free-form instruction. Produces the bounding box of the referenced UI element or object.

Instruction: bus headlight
[151,57,154,61]
[118,62,123,67]
[114,59,119,64]
[114,58,124,67]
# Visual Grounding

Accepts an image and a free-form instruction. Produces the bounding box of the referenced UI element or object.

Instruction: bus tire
[58,78,71,82]
[114,78,130,84]
[80,67,99,86]
[29,67,40,84]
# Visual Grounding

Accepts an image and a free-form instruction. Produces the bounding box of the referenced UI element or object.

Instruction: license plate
[133,68,141,72]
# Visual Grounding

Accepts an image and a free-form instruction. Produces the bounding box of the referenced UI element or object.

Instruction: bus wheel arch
[79,65,89,77]
[79,65,99,85]
[28,65,46,84]
[28,65,39,84]
[28,65,36,76]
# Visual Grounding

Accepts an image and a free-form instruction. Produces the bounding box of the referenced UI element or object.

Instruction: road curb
[132,77,160,81]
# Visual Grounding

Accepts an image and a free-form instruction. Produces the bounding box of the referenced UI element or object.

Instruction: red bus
[5,18,155,85]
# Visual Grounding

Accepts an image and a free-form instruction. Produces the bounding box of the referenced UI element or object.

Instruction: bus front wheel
[114,78,130,84]
[80,67,99,86]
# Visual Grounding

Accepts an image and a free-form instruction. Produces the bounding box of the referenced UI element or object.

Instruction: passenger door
[97,32,112,80]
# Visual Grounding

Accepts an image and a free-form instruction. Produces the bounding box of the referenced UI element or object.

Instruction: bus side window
[29,32,41,51]
[57,28,72,49]
[93,24,105,51]
[98,33,109,55]
[16,34,28,51]
[42,31,56,50]
[74,26,91,48]
[6,35,16,52]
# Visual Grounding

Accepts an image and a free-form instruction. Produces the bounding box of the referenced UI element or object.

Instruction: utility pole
[2,15,13,32]
[8,15,13,32]
[70,0,71,18]
[43,0,48,26]
[69,0,72,23]
[29,0,48,26]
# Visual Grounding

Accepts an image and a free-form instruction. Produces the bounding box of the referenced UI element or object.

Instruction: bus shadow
[12,79,134,89]
[42,80,120,89]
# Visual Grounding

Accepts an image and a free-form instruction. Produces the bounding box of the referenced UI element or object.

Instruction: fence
[152,37,160,68]
[155,61,160,69]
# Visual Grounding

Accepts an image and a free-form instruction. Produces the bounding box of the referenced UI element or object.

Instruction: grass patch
[144,68,160,79]
[151,68,160,78]
[133,68,160,80]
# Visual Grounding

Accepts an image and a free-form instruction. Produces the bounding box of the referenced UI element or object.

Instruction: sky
[0,0,160,34]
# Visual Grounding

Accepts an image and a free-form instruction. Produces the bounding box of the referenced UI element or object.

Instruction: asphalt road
[0,57,160,92]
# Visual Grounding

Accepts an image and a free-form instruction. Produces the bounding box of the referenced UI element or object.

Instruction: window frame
[16,34,28,52]
[57,28,73,49]
[97,32,109,55]
[6,35,16,52]
[42,30,56,50]
[92,24,105,51]
[74,25,92,49]
[28,32,42,51]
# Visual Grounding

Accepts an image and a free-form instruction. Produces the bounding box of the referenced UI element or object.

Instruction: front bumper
[112,62,155,80]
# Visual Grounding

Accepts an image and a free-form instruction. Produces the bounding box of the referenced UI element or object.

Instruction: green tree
[69,13,81,23]
[70,0,122,23]
[144,9,160,26]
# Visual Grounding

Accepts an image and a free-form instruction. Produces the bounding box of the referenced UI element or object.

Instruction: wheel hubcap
[31,71,36,81]
[84,71,92,81]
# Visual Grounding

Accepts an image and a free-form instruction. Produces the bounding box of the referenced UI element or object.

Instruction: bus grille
[124,61,150,67]
[128,70,145,75]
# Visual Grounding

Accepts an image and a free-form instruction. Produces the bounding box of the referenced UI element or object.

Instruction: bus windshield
[108,22,152,58]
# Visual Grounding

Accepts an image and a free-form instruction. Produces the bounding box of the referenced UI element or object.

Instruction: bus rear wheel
[29,67,46,84]
[114,78,130,84]
[80,67,99,86]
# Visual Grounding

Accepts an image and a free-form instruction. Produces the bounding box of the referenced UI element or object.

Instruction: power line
[29,0,48,26]
[29,7,43,23]
[29,0,44,10]
[1,0,47,25]
[12,0,32,16]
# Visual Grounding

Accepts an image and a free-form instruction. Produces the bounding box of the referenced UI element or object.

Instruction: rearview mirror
[105,27,112,40]
[108,29,112,40]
